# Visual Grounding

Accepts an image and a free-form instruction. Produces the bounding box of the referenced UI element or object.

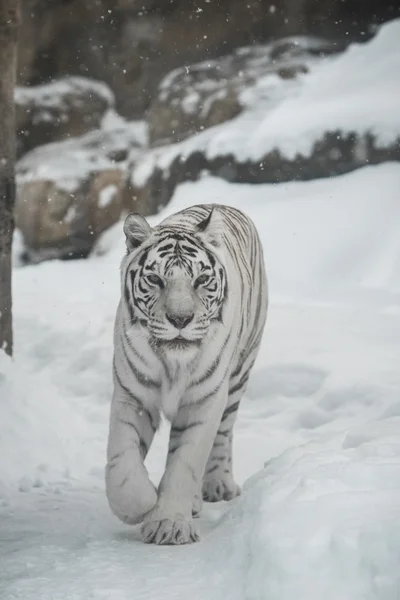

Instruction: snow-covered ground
[1,162,400,599]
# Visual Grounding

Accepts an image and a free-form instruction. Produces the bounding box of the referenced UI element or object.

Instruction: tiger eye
[147,274,164,288]
[194,273,209,287]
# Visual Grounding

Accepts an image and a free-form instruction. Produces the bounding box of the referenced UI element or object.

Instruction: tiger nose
[166,313,194,330]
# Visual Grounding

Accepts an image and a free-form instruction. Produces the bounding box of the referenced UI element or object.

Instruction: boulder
[16,172,124,261]
[147,36,336,145]
[15,121,146,262]
[15,77,114,157]
[130,21,400,213]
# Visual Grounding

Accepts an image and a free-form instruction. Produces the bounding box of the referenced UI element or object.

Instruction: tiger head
[122,209,227,351]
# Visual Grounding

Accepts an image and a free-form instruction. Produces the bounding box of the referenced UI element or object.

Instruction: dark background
[18,0,400,117]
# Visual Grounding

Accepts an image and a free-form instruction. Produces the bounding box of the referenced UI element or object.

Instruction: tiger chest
[159,362,191,422]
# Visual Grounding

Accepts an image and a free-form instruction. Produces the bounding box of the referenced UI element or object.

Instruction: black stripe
[197,208,214,232]
[124,329,149,366]
[158,243,174,253]
[124,270,135,323]
[114,365,142,404]
[206,464,219,474]
[114,365,157,431]
[205,250,216,267]
[221,400,240,422]
[121,334,160,390]
[216,428,231,437]
[160,355,174,385]
[170,420,204,436]
[119,419,148,457]
[230,354,245,379]
[228,370,250,396]
[108,451,123,464]
[187,464,198,482]
[167,441,190,456]
[120,475,129,487]
[190,332,231,388]
[138,248,150,266]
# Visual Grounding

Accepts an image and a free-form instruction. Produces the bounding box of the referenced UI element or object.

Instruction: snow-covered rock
[15,118,146,262]
[15,77,115,158]
[132,19,400,212]
[147,36,338,145]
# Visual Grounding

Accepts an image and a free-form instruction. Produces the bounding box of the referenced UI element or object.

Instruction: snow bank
[0,353,103,490]
[0,255,118,491]
[214,428,400,600]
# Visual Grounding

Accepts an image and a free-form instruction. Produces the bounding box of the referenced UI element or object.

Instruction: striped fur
[105,204,268,544]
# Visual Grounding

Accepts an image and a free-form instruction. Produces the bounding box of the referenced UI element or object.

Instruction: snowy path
[1,164,400,599]
[2,301,400,599]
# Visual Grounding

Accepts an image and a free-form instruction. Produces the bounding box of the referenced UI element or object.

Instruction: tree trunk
[0,0,20,356]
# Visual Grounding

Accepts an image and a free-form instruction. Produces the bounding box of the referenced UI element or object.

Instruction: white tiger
[105,204,268,544]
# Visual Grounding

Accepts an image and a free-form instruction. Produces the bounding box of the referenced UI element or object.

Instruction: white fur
[105,204,268,544]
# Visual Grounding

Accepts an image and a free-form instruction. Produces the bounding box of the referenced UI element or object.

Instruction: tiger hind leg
[202,394,242,503]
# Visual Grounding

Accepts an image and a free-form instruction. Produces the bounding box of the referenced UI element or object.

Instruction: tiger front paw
[105,463,157,525]
[192,492,203,518]
[202,473,241,502]
[142,517,200,545]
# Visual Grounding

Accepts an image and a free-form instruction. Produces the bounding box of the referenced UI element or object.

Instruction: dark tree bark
[0,0,20,356]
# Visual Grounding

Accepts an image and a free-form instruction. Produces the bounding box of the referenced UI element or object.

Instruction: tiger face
[123,211,227,350]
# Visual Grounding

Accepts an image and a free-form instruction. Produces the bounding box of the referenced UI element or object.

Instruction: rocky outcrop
[131,133,400,214]
[130,19,400,213]
[18,0,399,118]
[147,37,337,146]
[15,77,114,158]
[15,122,146,262]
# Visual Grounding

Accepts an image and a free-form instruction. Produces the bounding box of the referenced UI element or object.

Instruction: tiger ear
[196,207,223,248]
[123,213,153,252]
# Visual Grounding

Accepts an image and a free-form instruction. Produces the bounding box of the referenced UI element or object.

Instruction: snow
[17,119,146,193]
[15,76,115,113]
[242,19,400,159]
[1,161,400,598]
[132,19,400,185]
[101,109,149,147]
[98,184,118,208]
[11,229,26,268]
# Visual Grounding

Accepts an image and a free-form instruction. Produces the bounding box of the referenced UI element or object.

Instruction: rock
[15,120,146,262]
[16,171,124,262]
[130,21,400,213]
[15,76,115,158]
[131,133,400,215]
[17,0,397,119]
[147,36,336,145]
